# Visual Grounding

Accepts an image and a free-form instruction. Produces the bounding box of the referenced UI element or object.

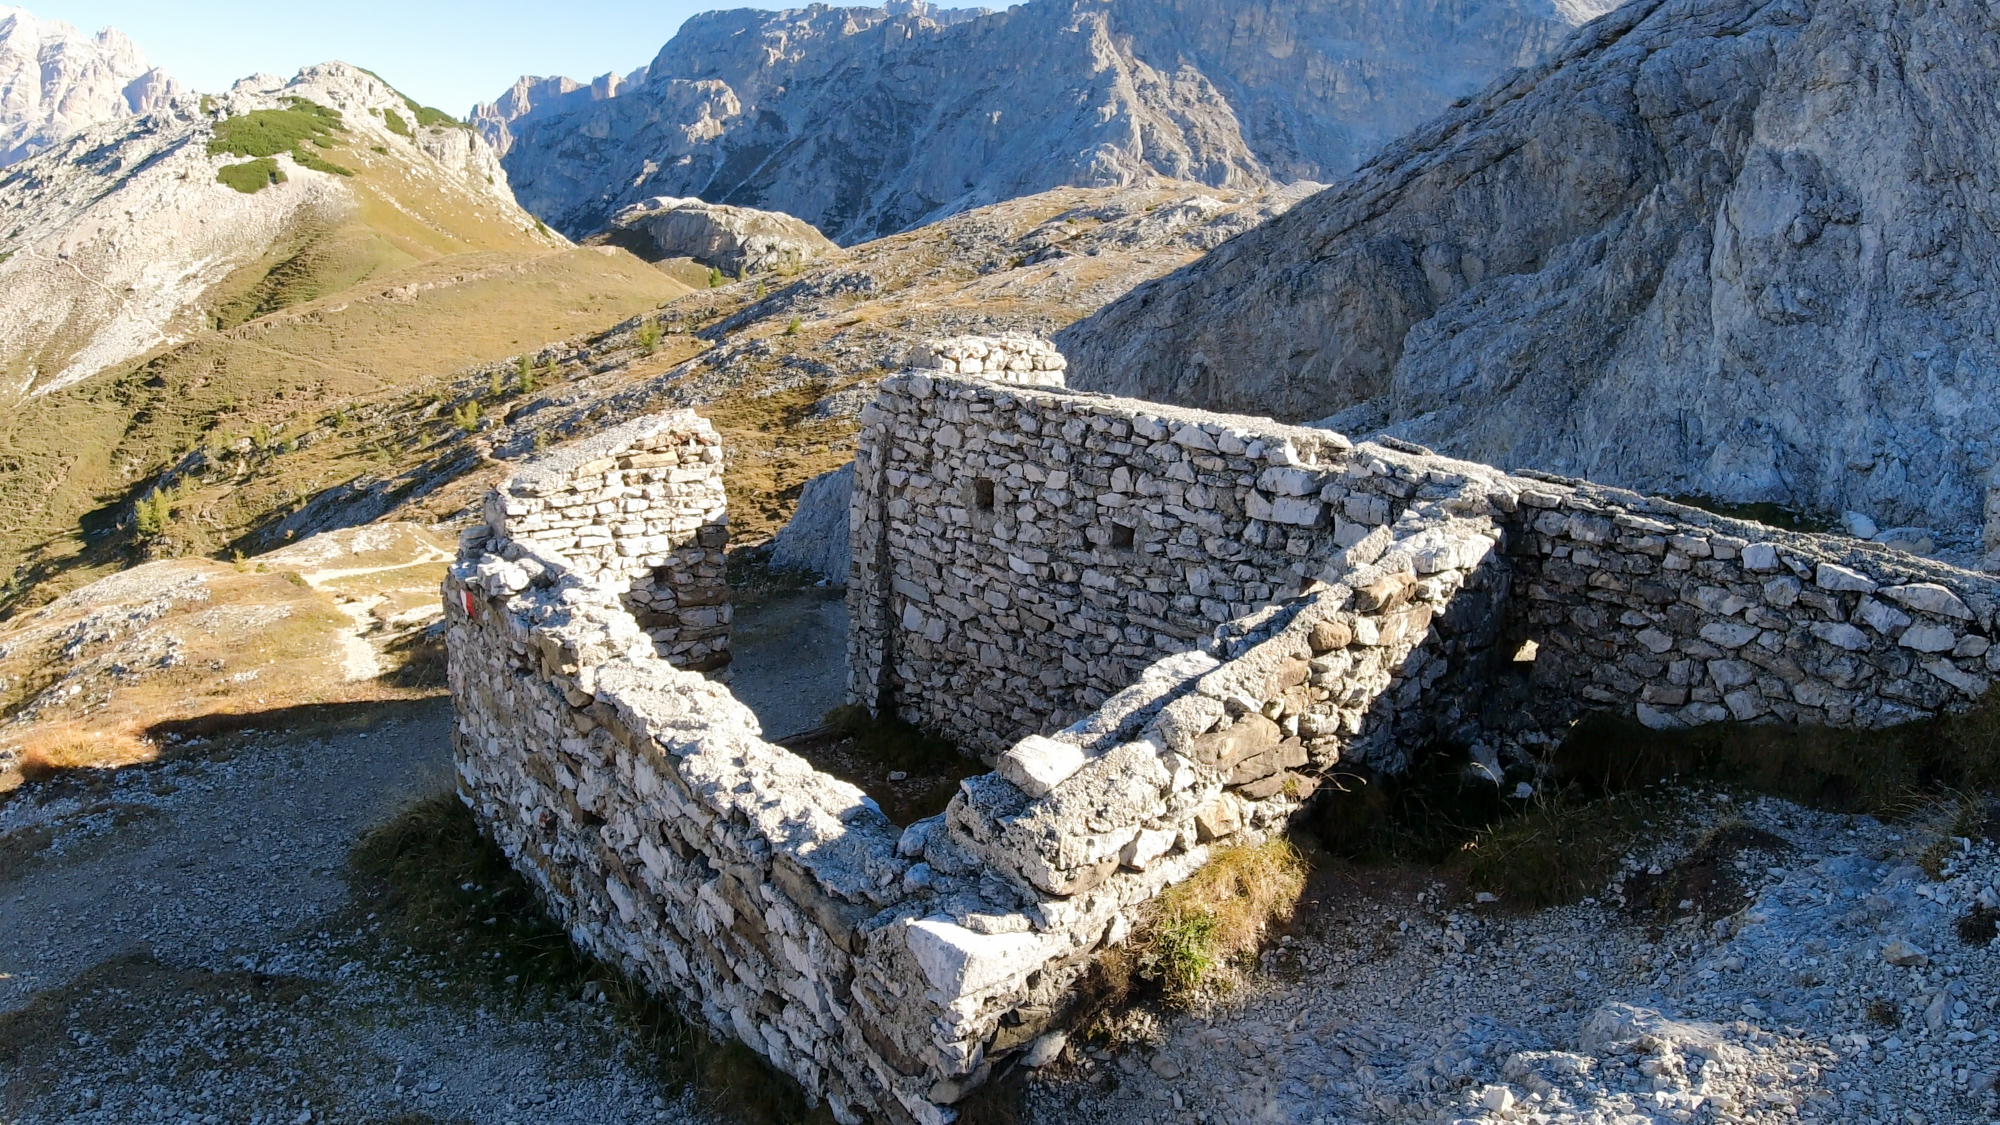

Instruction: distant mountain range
[476,0,1618,244]
[0,4,180,165]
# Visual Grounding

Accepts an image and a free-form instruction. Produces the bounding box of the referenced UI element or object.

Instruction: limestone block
[905,918,1060,997]
[1899,624,1957,653]
[1742,543,1780,572]
[1814,563,1877,593]
[1880,582,1974,620]
[1188,713,1281,769]
[1923,659,1989,697]
[996,735,1086,799]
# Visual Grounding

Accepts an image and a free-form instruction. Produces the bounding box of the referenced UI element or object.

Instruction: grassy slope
[1,239,688,601]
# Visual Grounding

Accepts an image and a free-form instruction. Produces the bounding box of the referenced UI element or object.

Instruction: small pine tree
[707,266,724,288]
[134,488,175,538]
[533,430,549,454]
[636,321,662,355]
[542,357,559,384]
[785,315,803,336]
[489,369,506,397]
[516,363,537,395]
[452,401,481,433]
[755,280,767,299]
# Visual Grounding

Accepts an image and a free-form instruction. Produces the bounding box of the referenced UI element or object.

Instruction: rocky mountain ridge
[0,62,556,399]
[482,0,1614,244]
[1059,0,2000,543]
[0,5,178,166]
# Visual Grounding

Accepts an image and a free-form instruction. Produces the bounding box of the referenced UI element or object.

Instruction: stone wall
[911,335,1067,385]
[844,373,1526,764]
[1500,475,2000,733]
[449,349,2000,1124]
[479,412,732,671]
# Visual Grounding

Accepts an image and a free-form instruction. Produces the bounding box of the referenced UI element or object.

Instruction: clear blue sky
[33,0,791,115]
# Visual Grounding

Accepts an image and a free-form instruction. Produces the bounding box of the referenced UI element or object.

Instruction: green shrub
[533,430,549,454]
[216,158,284,193]
[636,321,662,355]
[533,218,550,237]
[707,267,724,288]
[754,280,767,299]
[1130,839,1307,1003]
[208,99,344,159]
[451,401,481,433]
[289,147,354,177]
[784,316,802,336]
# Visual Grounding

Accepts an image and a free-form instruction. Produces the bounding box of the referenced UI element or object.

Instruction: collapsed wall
[446,352,2000,1124]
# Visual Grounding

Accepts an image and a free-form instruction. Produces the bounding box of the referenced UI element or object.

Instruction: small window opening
[1110,522,1136,550]
[974,479,996,511]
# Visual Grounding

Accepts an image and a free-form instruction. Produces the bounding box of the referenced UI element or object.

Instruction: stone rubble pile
[446,341,2000,1123]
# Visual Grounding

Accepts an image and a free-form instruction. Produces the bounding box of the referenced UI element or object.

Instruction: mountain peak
[0,4,181,165]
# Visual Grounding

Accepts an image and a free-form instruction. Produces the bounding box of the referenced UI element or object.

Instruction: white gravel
[1033,792,2000,1125]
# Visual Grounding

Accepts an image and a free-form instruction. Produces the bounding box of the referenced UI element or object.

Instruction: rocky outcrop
[592,196,836,274]
[486,0,1607,243]
[768,463,854,583]
[469,67,643,157]
[1060,0,2000,544]
[0,62,553,398]
[0,5,179,166]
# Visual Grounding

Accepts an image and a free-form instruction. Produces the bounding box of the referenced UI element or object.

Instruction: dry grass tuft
[14,723,155,781]
[1129,838,1307,1004]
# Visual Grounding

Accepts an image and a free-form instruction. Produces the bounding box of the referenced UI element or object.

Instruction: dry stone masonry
[476,412,731,671]
[445,339,2000,1123]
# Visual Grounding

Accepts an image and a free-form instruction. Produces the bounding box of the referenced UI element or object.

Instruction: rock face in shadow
[592,196,837,275]
[485,0,1604,243]
[1059,0,2000,537]
[769,463,854,584]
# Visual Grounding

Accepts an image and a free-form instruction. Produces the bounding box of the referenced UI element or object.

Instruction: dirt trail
[294,544,455,684]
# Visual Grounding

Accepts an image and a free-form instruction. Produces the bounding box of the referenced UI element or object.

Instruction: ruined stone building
[443,337,2000,1123]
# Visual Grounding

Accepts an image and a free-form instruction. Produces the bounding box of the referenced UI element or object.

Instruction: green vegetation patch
[208,99,346,160]
[216,158,285,194]
[382,108,411,137]
[210,100,354,190]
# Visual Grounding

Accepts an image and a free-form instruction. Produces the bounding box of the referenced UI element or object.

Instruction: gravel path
[1032,792,2000,1125]
[0,703,703,1125]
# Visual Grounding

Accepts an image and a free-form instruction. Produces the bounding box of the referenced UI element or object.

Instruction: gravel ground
[1032,791,2000,1125]
[725,584,849,741]
[7,619,1996,1125]
[0,700,705,1125]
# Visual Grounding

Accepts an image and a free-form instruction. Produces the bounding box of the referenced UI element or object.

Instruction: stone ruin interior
[441,337,2000,1124]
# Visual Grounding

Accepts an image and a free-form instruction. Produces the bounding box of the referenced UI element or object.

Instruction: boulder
[768,462,853,583]
[595,196,836,275]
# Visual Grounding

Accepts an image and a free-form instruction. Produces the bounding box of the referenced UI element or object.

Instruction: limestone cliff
[1059,0,2000,540]
[484,0,1606,243]
[0,5,179,166]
